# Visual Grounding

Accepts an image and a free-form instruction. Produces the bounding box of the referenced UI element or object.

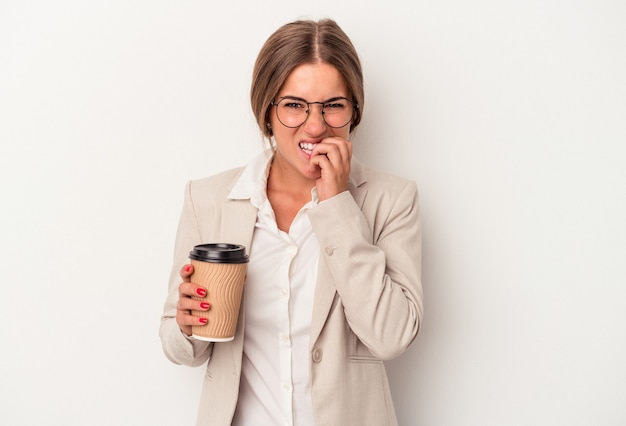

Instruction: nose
[303,104,327,135]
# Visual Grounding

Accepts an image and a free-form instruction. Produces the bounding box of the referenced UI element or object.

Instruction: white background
[1,1,625,425]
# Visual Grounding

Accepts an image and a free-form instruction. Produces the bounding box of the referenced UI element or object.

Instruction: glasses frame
[270,96,359,129]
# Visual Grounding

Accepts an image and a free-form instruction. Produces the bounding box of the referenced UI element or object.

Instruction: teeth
[299,142,314,154]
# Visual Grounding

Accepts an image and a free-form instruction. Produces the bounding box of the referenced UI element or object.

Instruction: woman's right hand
[176,264,211,336]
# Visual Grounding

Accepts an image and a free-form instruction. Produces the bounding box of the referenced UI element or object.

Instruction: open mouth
[299,142,315,156]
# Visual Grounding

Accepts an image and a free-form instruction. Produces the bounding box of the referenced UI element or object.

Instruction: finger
[179,264,194,281]
[310,143,337,167]
[311,138,351,165]
[179,282,208,299]
[176,284,211,334]
[310,145,349,173]
[177,291,211,310]
[309,150,330,168]
[176,310,208,329]
[321,135,352,154]
[323,136,352,157]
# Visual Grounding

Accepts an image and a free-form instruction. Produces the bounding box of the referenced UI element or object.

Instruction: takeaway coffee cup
[189,243,249,342]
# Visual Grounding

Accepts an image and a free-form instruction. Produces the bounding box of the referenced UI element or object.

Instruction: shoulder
[347,159,420,237]
[351,158,418,197]
[186,166,246,199]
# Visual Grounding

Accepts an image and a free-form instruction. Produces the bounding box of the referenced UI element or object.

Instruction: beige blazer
[160,157,423,425]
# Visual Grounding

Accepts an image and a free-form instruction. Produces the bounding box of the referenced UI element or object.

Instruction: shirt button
[281,288,288,296]
[325,246,334,256]
[312,348,323,363]
[281,382,291,391]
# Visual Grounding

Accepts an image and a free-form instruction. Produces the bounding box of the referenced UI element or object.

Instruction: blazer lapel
[219,198,258,250]
[346,157,368,209]
[219,198,258,374]
[309,158,368,346]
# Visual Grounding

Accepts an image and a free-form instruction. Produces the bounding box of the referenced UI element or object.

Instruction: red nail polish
[196,288,206,297]
[185,265,192,273]
[199,318,208,324]
[200,302,210,309]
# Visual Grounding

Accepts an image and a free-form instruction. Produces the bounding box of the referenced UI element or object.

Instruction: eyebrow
[278,95,347,103]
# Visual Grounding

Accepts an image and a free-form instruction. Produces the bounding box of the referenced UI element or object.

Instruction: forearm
[160,313,213,367]
[308,184,423,359]
[159,180,213,366]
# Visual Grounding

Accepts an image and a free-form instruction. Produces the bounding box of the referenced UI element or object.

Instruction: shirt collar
[228,149,273,201]
[228,148,339,206]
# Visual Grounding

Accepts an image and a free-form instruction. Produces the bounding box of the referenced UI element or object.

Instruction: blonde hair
[250,19,364,141]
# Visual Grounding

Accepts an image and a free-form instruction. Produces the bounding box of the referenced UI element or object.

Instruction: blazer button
[312,348,323,363]
[324,246,334,256]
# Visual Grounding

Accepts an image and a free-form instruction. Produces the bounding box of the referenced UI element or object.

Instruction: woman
[160,18,423,426]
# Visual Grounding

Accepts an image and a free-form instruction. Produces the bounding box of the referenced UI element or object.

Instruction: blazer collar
[347,156,368,207]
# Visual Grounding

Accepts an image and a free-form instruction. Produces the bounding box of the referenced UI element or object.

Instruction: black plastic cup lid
[189,243,249,264]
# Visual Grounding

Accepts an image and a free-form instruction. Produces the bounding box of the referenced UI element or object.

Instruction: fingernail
[200,302,210,309]
[196,288,206,297]
[199,318,208,324]
[185,265,192,273]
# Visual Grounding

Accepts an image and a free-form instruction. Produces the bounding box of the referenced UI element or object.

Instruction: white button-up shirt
[230,150,319,426]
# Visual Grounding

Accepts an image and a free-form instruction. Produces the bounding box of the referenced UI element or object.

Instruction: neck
[267,157,315,198]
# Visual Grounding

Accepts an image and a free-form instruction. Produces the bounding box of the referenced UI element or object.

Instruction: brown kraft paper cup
[189,243,249,342]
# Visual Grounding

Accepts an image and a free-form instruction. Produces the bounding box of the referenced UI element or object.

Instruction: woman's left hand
[309,136,352,201]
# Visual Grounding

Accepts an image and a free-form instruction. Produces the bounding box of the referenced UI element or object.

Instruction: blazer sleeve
[159,180,213,367]
[307,179,423,360]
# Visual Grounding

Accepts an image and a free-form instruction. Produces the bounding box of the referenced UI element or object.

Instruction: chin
[302,165,322,180]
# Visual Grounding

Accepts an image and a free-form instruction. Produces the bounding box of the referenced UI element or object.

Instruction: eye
[324,100,348,111]
[282,100,306,110]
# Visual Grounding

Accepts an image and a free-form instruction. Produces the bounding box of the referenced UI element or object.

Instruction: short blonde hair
[250,19,364,140]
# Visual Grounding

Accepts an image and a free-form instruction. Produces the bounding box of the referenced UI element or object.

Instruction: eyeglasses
[270,96,357,129]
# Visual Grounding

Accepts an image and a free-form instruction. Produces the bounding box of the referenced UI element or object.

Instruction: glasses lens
[275,98,354,128]
[276,98,308,127]
[322,99,353,128]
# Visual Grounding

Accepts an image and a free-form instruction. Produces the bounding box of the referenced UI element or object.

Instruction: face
[269,62,352,182]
